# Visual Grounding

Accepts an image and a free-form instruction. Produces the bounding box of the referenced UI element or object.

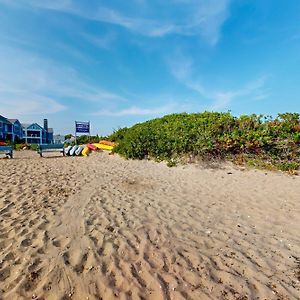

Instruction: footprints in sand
[1,151,300,299]
[61,249,89,274]
[80,188,207,299]
[0,153,83,299]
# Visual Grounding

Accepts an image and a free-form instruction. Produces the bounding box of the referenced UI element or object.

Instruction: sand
[0,150,299,300]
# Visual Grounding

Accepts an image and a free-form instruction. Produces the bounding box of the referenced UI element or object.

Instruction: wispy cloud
[168,53,270,110]
[81,32,116,50]
[168,52,194,80]
[92,103,176,117]
[0,0,231,45]
[194,76,270,110]
[0,93,66,116]
[0,46,125,116]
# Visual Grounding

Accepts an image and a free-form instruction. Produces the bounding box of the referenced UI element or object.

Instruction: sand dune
[0,151,299,300]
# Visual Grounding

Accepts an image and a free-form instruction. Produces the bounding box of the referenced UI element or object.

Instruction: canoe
[87,144,97,151]
[93,143,114,151]
[75,146,83,156]
[81,146,90,157]
[64,146,72,155]
[99,140,115,147]
[69,145,78,156]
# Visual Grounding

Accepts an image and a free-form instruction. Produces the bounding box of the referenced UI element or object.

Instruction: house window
[0,122,2,128]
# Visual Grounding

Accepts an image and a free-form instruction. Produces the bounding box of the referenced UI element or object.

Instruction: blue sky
[0,0,299,135]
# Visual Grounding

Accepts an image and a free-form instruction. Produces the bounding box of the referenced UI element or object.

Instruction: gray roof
[22,123,31,129]
[54,134,65,141]
[22,123,53,132]
[8,119,20,124]
[0,115,12,124]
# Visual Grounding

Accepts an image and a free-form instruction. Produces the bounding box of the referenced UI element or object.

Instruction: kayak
[87,144,97,151]
[81,146,90,157]
[69,145,78,156]
[64,145,72,155]
[99,140,115,147]
[75,146,83,156]
[93,143,114,151]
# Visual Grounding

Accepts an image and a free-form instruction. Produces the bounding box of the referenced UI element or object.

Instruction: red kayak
[87,144,97,151]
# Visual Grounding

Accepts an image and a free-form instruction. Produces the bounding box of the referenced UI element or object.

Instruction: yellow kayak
[93,143,114,151]
[81,146,90,156]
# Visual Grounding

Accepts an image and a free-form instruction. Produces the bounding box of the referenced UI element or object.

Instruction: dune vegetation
[109,112,300,172]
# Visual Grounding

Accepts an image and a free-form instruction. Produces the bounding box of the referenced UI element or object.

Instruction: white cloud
[0,0,231,45]
[81,32,115,50]
[190,76,269,110]
[168,53,270,110]
[147,24,177,37]
[0,46,125,116]
[0,94,66,116]
[92,103,175,117]
[0,0,72,10]
[194,0,231,46]
[253,93,270,101]
[168,55,193,81]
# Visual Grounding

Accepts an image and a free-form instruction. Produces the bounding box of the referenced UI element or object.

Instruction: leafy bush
[109,112,300,171]
[14,143,28,151]
[74,135,106,145]
[30,144,39,151]
[277,161,299,172]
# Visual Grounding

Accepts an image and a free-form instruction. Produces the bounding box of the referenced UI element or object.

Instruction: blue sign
[75,121,90,133]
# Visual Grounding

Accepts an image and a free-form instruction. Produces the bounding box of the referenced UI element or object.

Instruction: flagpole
[75,121,77,145]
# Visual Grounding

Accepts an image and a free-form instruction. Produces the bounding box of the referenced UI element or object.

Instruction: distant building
[0,114,54,144]
[48,128,54,144]
[22,123,45,144]
[0,115,23,142]
[8,119,23,142]
[22,120,54,144]
[43,119,54,144]
[53,134,65,144]
[64,135,76,144]
[0,115,11,141]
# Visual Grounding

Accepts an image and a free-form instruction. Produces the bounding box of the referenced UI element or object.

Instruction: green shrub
[14,144,27,151]
[75,135,106,145]
[277,161,299,171]
[109,112,300,171]
[29,144,39,151]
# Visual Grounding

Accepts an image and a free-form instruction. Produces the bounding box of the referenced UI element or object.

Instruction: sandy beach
[0,151,299,300]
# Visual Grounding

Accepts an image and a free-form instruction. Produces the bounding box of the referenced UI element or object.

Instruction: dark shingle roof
[0,115,12,124]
